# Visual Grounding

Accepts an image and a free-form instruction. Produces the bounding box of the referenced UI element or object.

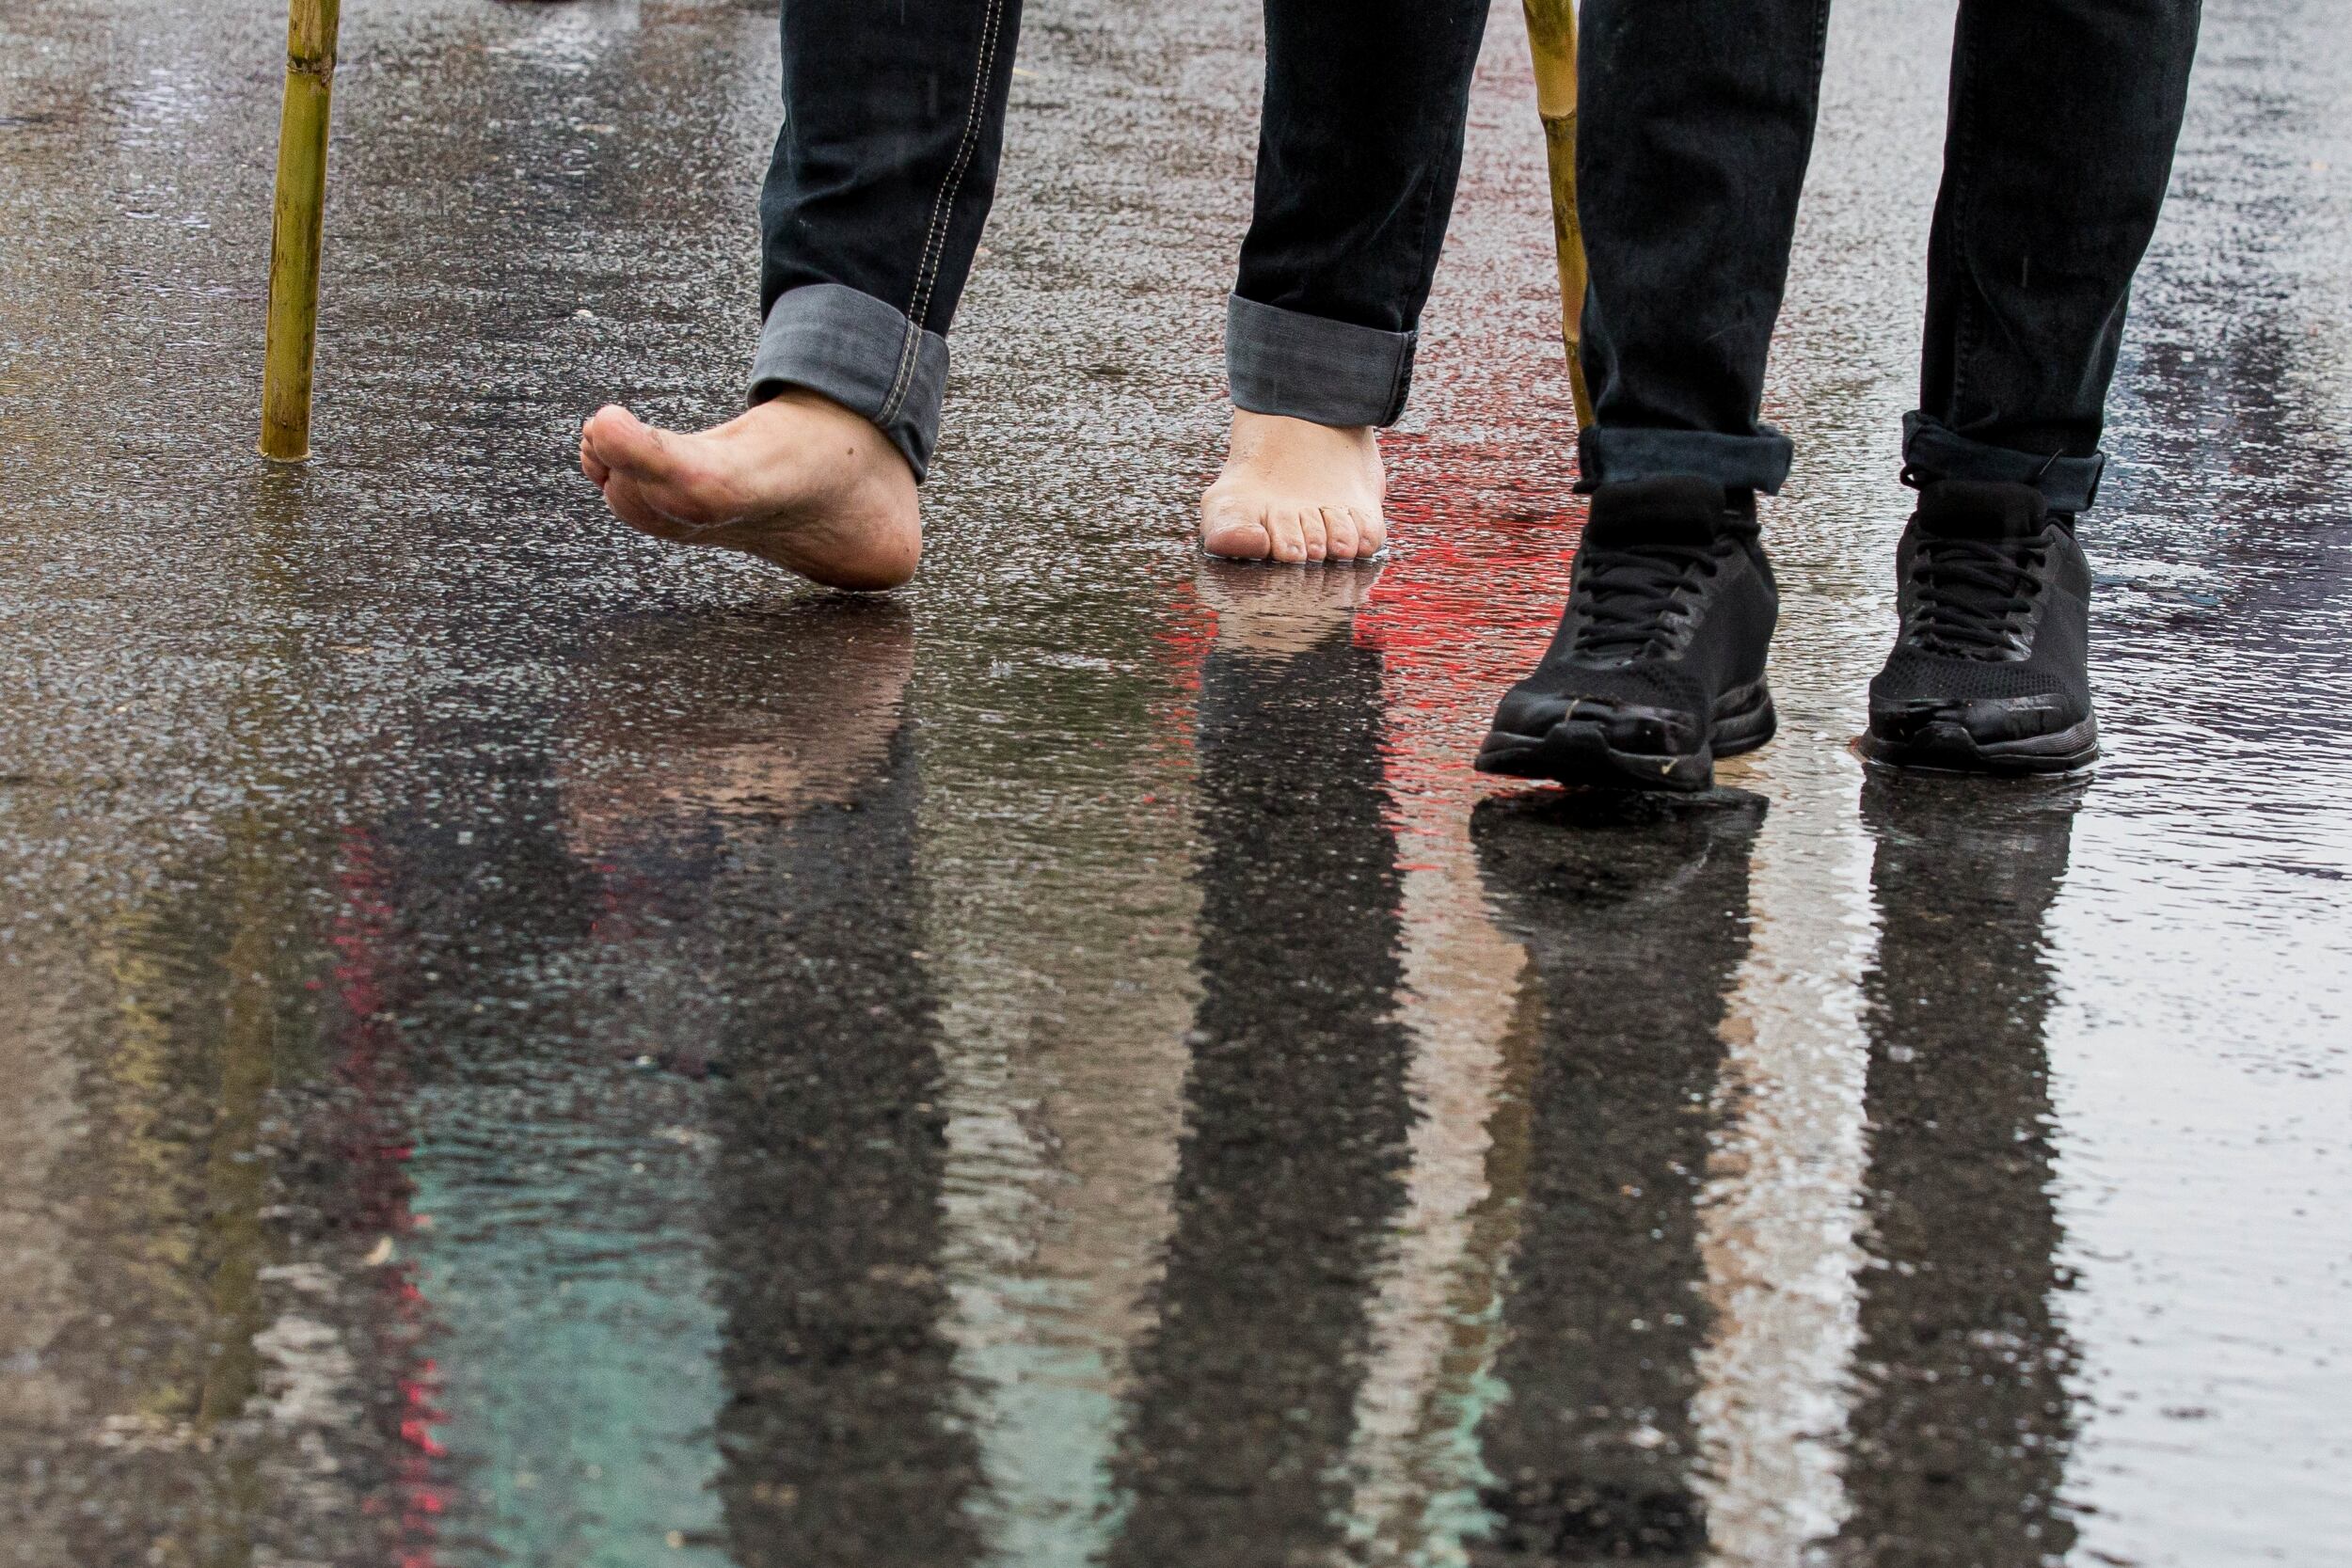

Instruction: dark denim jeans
[1576,0,2202,512]
[752,0,1492,477]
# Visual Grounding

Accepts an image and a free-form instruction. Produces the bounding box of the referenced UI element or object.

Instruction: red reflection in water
[1159,419,1583,836]
[328,829,448,1568]
[1363,426,1583,825]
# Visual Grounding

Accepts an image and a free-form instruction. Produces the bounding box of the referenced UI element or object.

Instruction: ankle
[1226,408,1379,457]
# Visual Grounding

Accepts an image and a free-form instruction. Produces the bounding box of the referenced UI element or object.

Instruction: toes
[1198,493,1342,565]
[1262,507,1309,564]
[1296,506,1331,562]
[1353,507,1389,557]
[581,406,730,531]
[583,404,666,476]
[1321,506,1360,561]
[596,471,680,538]
[1200,496,1273,560]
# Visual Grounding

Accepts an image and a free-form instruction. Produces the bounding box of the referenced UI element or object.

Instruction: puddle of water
[0,1,2346,1566]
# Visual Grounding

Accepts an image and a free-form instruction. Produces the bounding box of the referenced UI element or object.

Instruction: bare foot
[579,389,921,591]
[1199,409,1387,563]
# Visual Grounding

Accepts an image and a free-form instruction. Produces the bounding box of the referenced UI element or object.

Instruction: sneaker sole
[1474,680,1776,794]
[1858,713,2099,776]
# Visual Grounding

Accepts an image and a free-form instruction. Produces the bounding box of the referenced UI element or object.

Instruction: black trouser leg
[1574,0,1833,494]
[749,0,1496,473]
[1226,0,1494,428]
[1907,0,2202,511]
[751,0,1025,477]
[1575,0,2201,512]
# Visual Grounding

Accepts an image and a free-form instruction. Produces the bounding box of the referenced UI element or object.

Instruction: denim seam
[1809,0,1834,119]
[1790,0,1833,440]
[1409,19,1484,356]
[882,0,1002,419]
[882,0,1008,426]
[1944,0,1985,423]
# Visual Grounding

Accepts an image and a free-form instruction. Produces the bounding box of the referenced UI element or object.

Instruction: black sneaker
[1863,479,2098,774]
[1477,476,1777,792]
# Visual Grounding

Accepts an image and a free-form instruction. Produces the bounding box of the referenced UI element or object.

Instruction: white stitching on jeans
[882,0,1007,425]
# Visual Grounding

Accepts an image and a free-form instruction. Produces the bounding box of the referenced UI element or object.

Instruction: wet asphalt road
[3,0,2350,1564]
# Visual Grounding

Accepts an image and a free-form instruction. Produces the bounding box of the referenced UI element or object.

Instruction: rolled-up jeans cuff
[1226,294,1416,428]
[747,283,947,480]
[1901,413,2105,513]
[1576,426,1795,495]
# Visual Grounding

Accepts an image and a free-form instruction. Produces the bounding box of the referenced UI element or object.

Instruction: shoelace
[1571,543,1724,660]
[1909,534,2048,657]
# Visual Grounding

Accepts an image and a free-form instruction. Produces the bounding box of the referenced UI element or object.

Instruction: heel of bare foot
[579,388,923,592]
[1199,409,1387,563]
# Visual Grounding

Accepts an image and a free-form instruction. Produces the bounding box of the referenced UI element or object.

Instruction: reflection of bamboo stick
[260,0,342,461]
[1522,0,1593,429]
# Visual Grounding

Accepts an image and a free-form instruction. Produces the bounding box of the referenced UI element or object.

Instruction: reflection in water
[1467,792,1765,1564]
[367,616,689,1566]
[703,733,981,1568]
[1107,571,1413,1567]
[1457,776,2087,1567]
[1836,774,2084,1568]
[548,603,986,1568]
[26,816,356,1568]
[0,466,430,1567]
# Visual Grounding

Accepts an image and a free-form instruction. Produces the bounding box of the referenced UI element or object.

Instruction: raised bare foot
[579,388,921,591]
[1200,409,1387,563]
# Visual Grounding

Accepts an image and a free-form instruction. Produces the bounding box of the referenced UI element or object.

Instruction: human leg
[1866,0,2201,770]
[1478,0,1829,788]
[1573,0,1833,496]
[1905,0,2202,509]
[1200,0,1492,563]
[581,0,1024,589]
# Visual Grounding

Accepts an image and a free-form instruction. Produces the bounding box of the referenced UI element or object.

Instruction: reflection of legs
[1105,630,1411,1566]
[580,0,1024,590]
[1467,794,1762,1563]
[543,603,958,1560]
[559,601,918,853]
[1200,0,1491,563]
[1193,556,1383,659]
[1836,776,2083,1566]
[703,727,981,1568]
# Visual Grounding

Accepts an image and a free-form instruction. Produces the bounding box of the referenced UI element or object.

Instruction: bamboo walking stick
[1522,0,1594,430]
[260,0,342,461]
